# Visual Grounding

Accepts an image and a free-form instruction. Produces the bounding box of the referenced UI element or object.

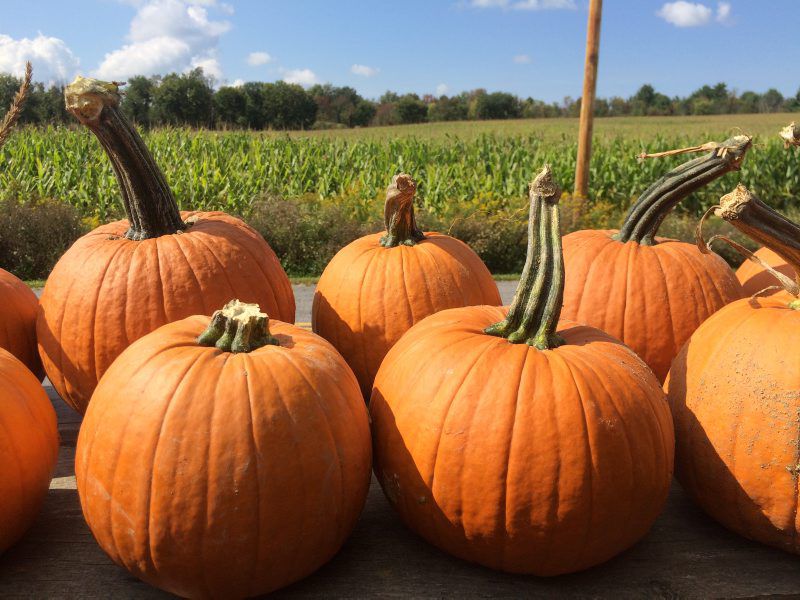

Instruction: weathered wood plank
[2,385,800,598]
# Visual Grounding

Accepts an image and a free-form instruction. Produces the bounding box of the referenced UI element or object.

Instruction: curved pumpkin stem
[197,300,280,352]
[380,173,425,248]
[485,165,564,349]
[65,76,185,241]
[780,122,800,149]
[713,185,800,303]
[615,135,751,246]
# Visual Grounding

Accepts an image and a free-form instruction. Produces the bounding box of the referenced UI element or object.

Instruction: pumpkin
[736,247,794,296]
[667,185,800,553]
[0,268,43,380]
[0,347,59,554]
[37,77,294,414]
[313,173,500,398]
[76,300,371,598]
[370,167,674,575]
[561,136,750,381]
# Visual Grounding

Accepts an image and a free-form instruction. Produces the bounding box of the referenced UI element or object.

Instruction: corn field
[1,124,797,221]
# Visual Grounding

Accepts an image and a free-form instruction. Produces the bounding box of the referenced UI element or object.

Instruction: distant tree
[428,95,469,121]
[308,84,373,127]
[263,81,317,129]
[474,92,520,120]
[395,94,428,124]
[760,88,784,113]
[152,68,214,127]
[37,84,70,124]
[121,76,156,126]
[213,86,247,127]
[608,96,629,116]
[351,99,376,126]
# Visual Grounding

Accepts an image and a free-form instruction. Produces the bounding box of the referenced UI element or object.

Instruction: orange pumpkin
[736,247,794,296]
[313,173,500,398]
[561,136,750,380]
[37,77,294,414]
[0,348,59,554]
[371,167,674,575]
[0,268,43,380]
[76,300,371,598]
[668,185,800,553]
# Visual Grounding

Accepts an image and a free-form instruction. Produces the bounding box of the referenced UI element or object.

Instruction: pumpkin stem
[485,165,565,350]
[64,76,185,241]
[380,173,425,248]
[780,122,800,149]
[615,135,751,246]
[714,185,800,299]
[197,300,280,352]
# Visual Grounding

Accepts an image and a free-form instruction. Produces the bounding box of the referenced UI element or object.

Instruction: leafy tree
[152,68,214,127]
[474,92,520,120]
[760,88,784,113]
[213,86,247,127]
[262,81,317,129]
[121,76,156,126]
[428,95,468,121]
[395,94,428,124]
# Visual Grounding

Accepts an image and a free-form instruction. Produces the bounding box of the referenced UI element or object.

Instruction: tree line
[1,68,799,131]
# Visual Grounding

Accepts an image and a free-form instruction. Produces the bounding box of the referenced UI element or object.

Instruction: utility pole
[573,0,603,201]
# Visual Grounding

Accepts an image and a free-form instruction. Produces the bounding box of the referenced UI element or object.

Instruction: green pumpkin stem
[65,76,185,241]
[485,165,565,349]
[197,300,280,352]
[615,135,751,246]
[380,173,425,248]
[714,185,800,300]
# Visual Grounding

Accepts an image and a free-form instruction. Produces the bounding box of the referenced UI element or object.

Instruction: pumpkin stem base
[197,300,280,353]
[380,173,425,248]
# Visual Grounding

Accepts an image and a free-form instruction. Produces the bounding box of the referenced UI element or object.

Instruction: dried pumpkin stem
[380,173,425,248]
[779,122,800,149]
[485,165,565,349]
[197,300,280,352]
[713,185,800,300]
[65,76,185,241]
[615,135,751,246]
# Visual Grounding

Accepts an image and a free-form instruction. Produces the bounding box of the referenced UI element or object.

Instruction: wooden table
[2,387,800,599]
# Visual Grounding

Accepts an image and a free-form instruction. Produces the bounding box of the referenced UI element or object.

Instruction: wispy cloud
[435,83,449,95]
[247,51,274,66]
[716,2,733,24]
[282,68,318,87]
[351,64,379,77]
[657,2,711,27]
[513,54,532,64]
[94,0,231,81]
[470,0,576,10]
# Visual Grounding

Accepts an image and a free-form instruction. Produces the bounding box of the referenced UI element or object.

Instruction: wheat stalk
[0,61,32,150]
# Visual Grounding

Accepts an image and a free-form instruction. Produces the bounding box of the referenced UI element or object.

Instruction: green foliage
[152,69,214,127]
[121,76,156,126]
[0,190,87,280]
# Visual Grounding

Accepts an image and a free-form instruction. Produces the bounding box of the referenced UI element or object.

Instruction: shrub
[0,193,86,280]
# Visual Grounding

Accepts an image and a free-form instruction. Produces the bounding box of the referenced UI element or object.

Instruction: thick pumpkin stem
[780,122,800,149]
[197,300,280,352]
[65,76,185,241]
[380,173,425,248]
[615,135,751,245]
[485,165,564,349]
[716,185,800,300]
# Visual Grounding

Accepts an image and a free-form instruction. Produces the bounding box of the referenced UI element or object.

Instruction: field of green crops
[1,112,797,222]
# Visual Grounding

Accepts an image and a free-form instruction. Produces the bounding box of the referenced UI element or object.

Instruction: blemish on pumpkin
[382,472,400,504]
[418,496,427,504]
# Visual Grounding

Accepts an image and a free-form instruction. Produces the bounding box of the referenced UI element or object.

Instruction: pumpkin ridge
[646,246,678,371]
[168,233,209,316]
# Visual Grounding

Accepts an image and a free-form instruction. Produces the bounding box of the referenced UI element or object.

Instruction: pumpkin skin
[371,306,674,575]
[0,348,59,554]
[736,246,794,296]
[562,229,742,381]
[313,231,500,397]
[37,210,294,414]
[76,312,371,598]
[0,268,43,380]
[666,294,800,552]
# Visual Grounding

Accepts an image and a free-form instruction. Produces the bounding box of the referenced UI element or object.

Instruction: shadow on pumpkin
[666,335,797,554]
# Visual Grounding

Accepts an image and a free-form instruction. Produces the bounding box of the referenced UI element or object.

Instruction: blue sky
[1,0,798,102]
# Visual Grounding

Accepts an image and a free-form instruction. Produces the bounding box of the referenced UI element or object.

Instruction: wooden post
[573,0,603,201]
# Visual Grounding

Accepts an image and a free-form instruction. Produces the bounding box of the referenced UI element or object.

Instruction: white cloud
[94,0,232,80]
[513,54,532,64]
[351,64,379,77]
[282,68,318,87]
[230,78,244,87]
[657,2,712,27]
[470,0,576,9]
[247,51,273,66]
[0,33,79,83]
[716,2,732,24]
[435,83,449,96]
